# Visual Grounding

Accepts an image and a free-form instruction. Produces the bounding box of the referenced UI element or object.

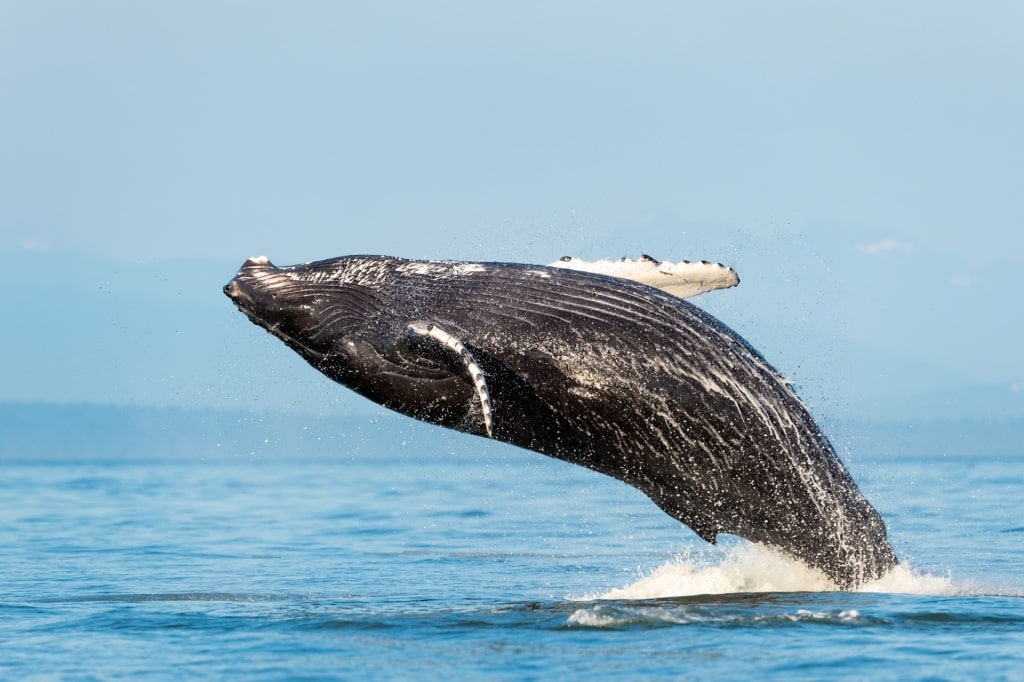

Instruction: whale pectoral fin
[405,322,494,438]
[549,255,740,299]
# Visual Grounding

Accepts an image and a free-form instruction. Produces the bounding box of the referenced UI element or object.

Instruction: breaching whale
[224,254,897,588]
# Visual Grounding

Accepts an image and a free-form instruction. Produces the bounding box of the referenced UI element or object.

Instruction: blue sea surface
[2,426,1022,680]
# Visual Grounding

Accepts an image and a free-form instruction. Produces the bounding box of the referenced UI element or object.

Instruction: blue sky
[1,2,1021,421]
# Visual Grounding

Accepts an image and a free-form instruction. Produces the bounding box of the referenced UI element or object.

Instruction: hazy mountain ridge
[2,403,1020,462]
[0,402,406,463]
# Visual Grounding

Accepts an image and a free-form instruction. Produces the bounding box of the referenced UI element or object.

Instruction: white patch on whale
[549,254,740,299]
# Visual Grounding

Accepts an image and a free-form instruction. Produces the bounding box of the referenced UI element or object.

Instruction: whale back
[225,256,897,588]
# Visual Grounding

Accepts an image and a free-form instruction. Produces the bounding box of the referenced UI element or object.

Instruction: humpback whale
[224,254,897,588]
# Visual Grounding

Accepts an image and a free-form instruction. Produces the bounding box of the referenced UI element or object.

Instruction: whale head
[223,256,400,366]
[225,257,334,366]
[223,255,488,428]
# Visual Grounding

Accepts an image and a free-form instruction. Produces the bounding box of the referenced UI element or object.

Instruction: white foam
[567,605,695,627]
[855,562,957,595]
[588,543,958,600]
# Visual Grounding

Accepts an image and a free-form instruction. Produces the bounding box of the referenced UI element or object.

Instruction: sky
[1,1,1022,423]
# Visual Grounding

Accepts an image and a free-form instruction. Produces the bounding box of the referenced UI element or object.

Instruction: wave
[567,602,879,629]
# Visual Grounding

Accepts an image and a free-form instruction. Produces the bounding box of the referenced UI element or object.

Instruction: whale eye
[559,256,572,262]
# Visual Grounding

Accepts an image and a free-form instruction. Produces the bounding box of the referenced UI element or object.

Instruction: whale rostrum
[224,254,898,588]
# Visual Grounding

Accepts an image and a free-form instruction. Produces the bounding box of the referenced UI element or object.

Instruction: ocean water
[2,428,1022,680]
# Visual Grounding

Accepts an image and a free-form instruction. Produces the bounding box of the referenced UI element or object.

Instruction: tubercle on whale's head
[223,256,288,321]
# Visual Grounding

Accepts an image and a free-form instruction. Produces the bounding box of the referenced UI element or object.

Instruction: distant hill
[0,403,438,463]
[2,403,1020,462]
[828,418,1023,459]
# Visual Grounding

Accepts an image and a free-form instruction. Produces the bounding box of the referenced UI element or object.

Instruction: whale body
[224,255,897,588]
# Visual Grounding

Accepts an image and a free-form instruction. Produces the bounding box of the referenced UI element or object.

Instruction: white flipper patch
[549,254,740,299]
[407,322,494,438]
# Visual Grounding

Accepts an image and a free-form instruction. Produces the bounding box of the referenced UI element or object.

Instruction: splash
[590,543,957,600]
